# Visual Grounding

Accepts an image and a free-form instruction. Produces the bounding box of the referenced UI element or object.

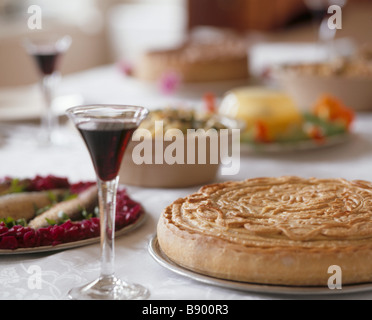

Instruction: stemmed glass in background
[303,0,347,42]
[24,35,71,146]
[66,105,149,300]
[303,0,347,61]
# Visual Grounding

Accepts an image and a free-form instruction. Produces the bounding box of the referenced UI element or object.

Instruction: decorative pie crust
[157,177,372,286]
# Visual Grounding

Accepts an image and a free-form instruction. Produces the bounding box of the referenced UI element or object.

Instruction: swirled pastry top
[142,40,248,64]
[164,177,372,250]
[134,33,249,83]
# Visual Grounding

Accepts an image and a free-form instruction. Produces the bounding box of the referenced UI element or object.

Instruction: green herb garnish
[0,217,27,228]
[9,179,27,194]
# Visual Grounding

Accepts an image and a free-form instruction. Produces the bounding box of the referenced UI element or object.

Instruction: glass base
[68,276,150,300]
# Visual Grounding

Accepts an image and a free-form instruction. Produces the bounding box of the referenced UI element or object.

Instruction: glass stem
[41,74,58,144]
[97,177,119,279]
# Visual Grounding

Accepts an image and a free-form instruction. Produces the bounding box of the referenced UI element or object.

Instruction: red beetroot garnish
[0,236,18,250]
[69,181,96,194]
[28,175,70,191]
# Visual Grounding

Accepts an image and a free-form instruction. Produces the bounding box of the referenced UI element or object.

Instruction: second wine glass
[25,35,71,146]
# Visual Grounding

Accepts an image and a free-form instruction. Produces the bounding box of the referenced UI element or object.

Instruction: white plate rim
[0,212,146,255]
[240,132,353,154]
[148,235,372,296]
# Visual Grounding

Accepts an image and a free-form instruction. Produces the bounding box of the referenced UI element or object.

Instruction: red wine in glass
[66,105,149,300]
[24,35,71,145]
[77,121,137,181]
[33,52,61,76]
[310,7,329,22]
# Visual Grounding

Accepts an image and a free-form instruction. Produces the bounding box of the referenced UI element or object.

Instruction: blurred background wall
[0,0,371,87]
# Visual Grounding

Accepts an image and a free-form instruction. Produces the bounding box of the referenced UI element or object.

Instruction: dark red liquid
[311,8,329,22]
[33,52,60,75]
[78,122,137,181]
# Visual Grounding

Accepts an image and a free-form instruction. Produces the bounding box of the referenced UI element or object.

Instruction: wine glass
[303,0,347,60]
[24,35,71,146]
[66,105,149,300]
[303,0,347,40]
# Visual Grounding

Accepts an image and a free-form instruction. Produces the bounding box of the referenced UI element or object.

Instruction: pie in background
[134,31,249,83]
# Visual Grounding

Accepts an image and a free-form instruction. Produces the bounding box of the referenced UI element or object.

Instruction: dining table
[1,63,372,301]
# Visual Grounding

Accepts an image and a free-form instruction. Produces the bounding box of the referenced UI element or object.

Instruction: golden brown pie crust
[135,39,249,83]
[157,177,372,286]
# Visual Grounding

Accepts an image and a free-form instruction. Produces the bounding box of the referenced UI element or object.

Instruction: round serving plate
[240,133,353,154]
[148,235,372,296]
[0,212,146,255]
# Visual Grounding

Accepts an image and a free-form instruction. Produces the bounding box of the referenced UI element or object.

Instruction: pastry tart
[135,37,249,83]
[157,177,372,286]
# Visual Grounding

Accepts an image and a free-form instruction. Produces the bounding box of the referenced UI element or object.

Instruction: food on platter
[311,95,354,131]
[134,32,249,83]
[28,185,98,230]
[220,87,303,142]
[157,176,372,286]
[119,102,243,188]
[275,47,372,111]
[0,176,143,250]
[138,107,228,136]
[0,189,68,222]
[0,178,32,196]
[280,48,372,78]
[281,59,372,78]
[219,87,354,146]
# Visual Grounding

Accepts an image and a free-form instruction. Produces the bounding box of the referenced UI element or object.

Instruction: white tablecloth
[1,65,372,300]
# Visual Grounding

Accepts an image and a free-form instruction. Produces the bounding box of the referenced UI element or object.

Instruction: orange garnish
[203,92,217,114]
[313,95,355,130]
[308,126,326,145]
[254,121,271,144]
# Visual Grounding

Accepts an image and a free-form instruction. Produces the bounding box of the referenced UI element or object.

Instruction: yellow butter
[220,87,303,140]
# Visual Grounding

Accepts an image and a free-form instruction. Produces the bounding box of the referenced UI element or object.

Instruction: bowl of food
[274,48,372,111]
[119,107,243,188]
